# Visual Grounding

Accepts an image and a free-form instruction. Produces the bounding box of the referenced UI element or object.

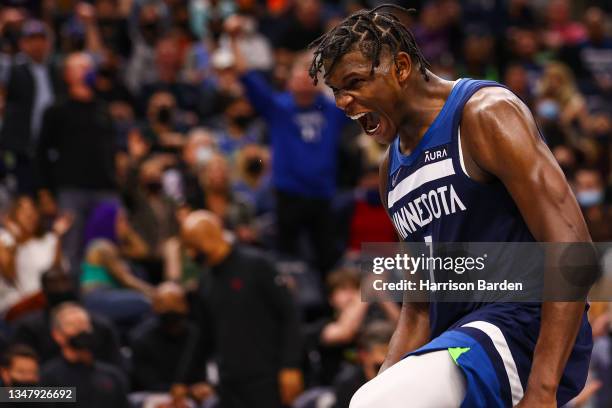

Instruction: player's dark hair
[308,4,430,85]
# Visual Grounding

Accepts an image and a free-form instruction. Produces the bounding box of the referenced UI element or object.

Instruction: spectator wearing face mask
[121,155,181,281]
[129,282,212,405]
[573,168,612,241]
[213,95,261,159]
[233,144,274,217]
[535,62,590,139]
[136,91,187,152]
[179,128,216,209]
[0,344,39,388]
[41,303,129,408]
[36,52,119,276]
[10,266,124,369]
[331,320,394,408]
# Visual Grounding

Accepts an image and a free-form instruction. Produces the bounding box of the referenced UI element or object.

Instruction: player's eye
[348,78,365,88]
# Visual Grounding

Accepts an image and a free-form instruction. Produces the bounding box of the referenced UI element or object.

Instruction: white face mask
[576,189,604,208]
[195,146,213,166]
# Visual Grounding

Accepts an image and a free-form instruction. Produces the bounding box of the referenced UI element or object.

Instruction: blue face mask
[537,100,559,120]
[84,68,97,88]
[576,189,604,208]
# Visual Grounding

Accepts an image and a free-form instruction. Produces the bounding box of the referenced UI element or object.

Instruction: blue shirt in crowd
[240,71,350,199]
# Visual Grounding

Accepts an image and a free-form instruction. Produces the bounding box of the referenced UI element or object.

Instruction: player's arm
[378,151,431,372]
[461,88,591,406]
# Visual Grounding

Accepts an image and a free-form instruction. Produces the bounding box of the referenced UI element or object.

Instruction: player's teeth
[367,123,380,134]
[349,112,367,120]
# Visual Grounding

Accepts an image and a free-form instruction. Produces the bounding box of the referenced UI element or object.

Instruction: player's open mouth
[350,111,382,135]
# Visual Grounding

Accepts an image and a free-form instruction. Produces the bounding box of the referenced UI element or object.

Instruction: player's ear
[393,52,412,84]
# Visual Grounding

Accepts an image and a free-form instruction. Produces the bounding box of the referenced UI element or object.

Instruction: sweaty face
[324,49,403,144]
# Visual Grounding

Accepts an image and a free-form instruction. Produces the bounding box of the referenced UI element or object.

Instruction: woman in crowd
[80,202,154,330]
[0,196,72,318]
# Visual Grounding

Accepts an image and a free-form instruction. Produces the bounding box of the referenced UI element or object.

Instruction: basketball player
[308,5,593,407]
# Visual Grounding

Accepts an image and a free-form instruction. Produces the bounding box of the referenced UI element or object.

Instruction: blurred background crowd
[0,0,610,407]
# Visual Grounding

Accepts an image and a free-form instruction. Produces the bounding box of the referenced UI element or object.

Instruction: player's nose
[334,91,354,111]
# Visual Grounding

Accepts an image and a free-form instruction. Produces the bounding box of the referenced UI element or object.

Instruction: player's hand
[278,368,303,405]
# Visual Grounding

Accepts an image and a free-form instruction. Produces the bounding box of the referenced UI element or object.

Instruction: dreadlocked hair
[308,4,431,85]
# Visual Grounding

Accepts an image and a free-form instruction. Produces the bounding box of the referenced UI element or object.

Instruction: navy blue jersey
[386,78,538,337]
[386,78,534,244]
[387,79,592,406]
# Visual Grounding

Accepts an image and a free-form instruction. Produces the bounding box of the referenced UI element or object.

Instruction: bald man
[37,52,118,274]
[181,211,303,408]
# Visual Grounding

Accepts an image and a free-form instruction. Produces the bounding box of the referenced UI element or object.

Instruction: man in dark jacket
[40,302,128,408]
[181,210,304,408]
[37,51,119,273]
[10,267,124,370]
[129,282,214,404]
[0,20,60,194]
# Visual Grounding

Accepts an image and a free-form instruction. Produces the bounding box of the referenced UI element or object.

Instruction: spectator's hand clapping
[52,213,74,237]
[127,129,151,162]
[76,2,96,25]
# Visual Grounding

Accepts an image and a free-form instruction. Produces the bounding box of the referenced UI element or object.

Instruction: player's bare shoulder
[459,85,542,180]
[462,86,537,144]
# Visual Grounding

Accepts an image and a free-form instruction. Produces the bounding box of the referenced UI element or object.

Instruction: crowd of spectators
[0,0,610,407]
